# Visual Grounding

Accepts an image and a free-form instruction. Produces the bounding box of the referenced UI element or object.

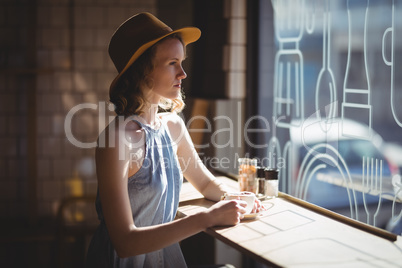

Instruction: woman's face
[147,38,187,102]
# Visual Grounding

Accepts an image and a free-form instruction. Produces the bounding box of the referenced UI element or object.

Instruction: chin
[170,90,181,99]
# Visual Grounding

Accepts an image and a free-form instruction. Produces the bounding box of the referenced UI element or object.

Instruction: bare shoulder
[96,116,145,160]
[159,112,184,125]
[98,117,143,146]
[159,112,186,141]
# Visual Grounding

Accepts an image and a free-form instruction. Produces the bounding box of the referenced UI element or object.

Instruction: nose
[178,66,187,80]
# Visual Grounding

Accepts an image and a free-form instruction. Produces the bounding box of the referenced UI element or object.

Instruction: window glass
[267,0,402,234]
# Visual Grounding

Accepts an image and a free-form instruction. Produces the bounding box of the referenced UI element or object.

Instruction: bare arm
[166,114,229,201]
[167,113,264,212]
[96,119,246,258]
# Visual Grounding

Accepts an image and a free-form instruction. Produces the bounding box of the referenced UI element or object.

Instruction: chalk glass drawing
[305,0,316,34]
[281,141,293,194]
[382,0,402,128]
[391,174,402,228]
[272,0,305,128]
[362,156,383,226]
[295,143,359,220]
[267,136,281,169]
[272,0,304,42]
[342,0,373,140]
[315,0,337,122]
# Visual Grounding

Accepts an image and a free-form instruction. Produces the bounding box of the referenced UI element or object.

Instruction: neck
[139,103,159,126]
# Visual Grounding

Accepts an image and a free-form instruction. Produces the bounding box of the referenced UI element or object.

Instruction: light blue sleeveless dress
[86,118,187,267]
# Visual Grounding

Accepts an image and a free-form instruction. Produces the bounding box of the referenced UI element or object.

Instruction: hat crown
[109,12,173,72]
[107,12,200,94]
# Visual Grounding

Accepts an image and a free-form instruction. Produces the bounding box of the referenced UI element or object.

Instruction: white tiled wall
[223,0,247,98]
[0,0,156,219]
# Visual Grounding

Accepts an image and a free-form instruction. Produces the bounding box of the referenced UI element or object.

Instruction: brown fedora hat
[108,12,201,93]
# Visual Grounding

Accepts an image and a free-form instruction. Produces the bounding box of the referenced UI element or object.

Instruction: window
[255,0,402,235]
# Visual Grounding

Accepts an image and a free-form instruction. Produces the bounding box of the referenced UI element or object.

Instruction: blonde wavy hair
[109,34,186,116]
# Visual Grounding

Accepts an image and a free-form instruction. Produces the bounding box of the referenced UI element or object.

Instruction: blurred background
[0,0,257,267]
[2,0,402,267]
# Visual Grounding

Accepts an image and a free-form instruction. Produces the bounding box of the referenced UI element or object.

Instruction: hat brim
[109,26,201,93]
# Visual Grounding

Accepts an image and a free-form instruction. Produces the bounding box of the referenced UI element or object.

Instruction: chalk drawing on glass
[362,156,383,226]
[382,0,402,128]
[305,0,316,35]
[391,174,402,229]
[295,143,359,220]
[315,0,337,123]
[341,0,372,140]
[282,141,293,194]
[272,0,305,128]
[267,136,281,171]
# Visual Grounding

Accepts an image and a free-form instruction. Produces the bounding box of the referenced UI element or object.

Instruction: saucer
[242,213,259,220]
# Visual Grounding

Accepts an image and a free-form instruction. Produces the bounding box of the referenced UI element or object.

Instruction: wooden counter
[178,177,402,267]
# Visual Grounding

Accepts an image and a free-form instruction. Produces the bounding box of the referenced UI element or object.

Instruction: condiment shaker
[265,168,279,198]
[255,166,267,198]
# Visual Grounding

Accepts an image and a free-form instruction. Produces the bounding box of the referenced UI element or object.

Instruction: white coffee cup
[223,191,256,214]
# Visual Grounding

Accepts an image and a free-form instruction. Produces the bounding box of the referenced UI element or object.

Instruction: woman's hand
[203,200,248,228]
[251,198,265,213]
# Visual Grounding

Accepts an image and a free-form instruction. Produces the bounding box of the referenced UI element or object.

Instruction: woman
[86,12,262,267]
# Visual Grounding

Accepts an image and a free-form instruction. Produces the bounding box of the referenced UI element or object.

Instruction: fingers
[230,200,246,223]
[209,200,250,225]
[252,199,267,213]
[251,199,258,213]
[223,200,247,223]
[237,211,244,221]
[209,199,270,227]
[236,200,247,214]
